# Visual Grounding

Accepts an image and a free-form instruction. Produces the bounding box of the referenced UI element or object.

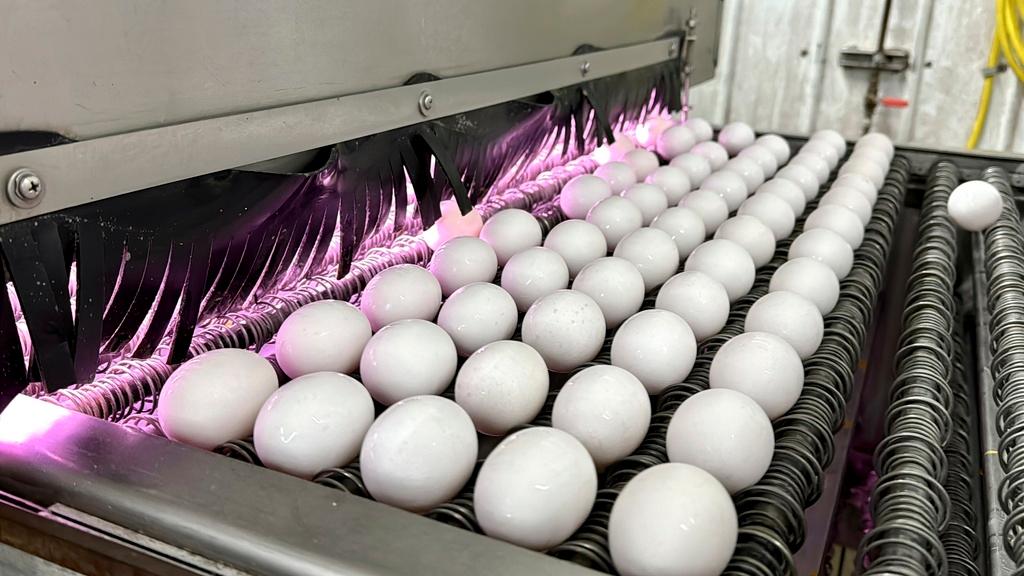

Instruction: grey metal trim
[0,37,678,226]
[0,395,598,576]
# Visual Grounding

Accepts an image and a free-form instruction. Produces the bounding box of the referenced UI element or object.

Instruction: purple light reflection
[0,394,72,445]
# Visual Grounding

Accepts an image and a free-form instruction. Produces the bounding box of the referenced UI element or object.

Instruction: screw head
[580,61,591,76]
[7,168,44,208]
[418,91,434,116]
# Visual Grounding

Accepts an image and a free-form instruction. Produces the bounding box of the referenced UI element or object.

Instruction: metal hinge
[839,48,910,72]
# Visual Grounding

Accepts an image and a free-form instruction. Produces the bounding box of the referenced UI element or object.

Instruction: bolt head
[580,61,591,76]
[17,175,41,199]
[422,94,433,109]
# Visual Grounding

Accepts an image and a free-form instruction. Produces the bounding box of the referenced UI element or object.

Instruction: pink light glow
[634,123,652,147]
[0,395,70,445]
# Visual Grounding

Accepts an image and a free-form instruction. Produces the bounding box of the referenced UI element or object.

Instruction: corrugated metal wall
[689,0,1021,153]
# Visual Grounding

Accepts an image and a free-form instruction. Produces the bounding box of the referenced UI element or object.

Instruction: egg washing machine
[0,1,1023,575]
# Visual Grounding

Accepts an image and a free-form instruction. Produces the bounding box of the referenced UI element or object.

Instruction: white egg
[714,215,777,268]
[838,157,886,189]
[717,121,756,156]
[800,139,839,170]
[684,117,714,142]
[821,186,873,225]
[427,236,498,297]
[737,192,796,241]
[640,118,675,149]
[770,257,840,315]
[623,148,661,180]
[700,170,749,213]
[666,388,774,493]
[948,180,1003,231]
[613,227,680,292]
[275,300,371,378]
[655,271,730,341]
[755,133,791,164]
[745,291,824,360]
[621,183,669,225]
[552,365,651,470]
[559,174,614,220]
[253,372,374,478]
[755,178,806,215]
[789,228,854,279]
[849,146,890,172]
[500,247,570,312]
[543,219,607,277]
[812,129,848,157]
[586,195,644,251]
[788,153,830,184]
[691,141,729,170]
[158,349,279,450]
[609,463,737,576]
[479,208,543,266]
[650,206,706,259]
[595,138,636,164]
[805,204,865,249]
[572,257,646,329]
[360,264,443,331]
[723,156,766,191]
[595,161,639,194]
[359,319,457,405]
[522,290,606,372]
[645,166,692,205]
[611,310,697,394]
[669,153,712,187]
[738,144,779,177]
[684,239,755,302]
[423,200,485,250]
[679,189,729,234]
[832,172,879,205]
[656,125,697,159]
[475,427,597,550]
[775,164,820,200]
[710,331,804,419]
[437,282,518,356]
[855,132,895,161]
[455,340,549,435]
[361,395,477,512]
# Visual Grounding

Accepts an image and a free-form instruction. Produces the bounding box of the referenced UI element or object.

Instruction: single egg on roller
[691,141,729,170]
[666,388,774,493]
[738,144,779,177]
[360,264,443,331]
[639,118,674,149]
[361,395,477,513]
[855,132,895,161]
[700,170,749,212]
[679,189,729,234]
[572,257,646,329]
[770,257,840,315]
[755,133,791,164]
[611,309,697,394]
[437,282,518,356]
[522,290,606,372]
[651,206,706,259]
[775,164,820,200]
[714,215,777,268]
[613,227,680,292]
[475,427,597,550]
[948,180,1003,231]
[799,139,839,170]
[559,174,613,220]
[621,183,669,226]
[359,319,457,405]
[587,195,644,251]
[737,192,796,241]
[717,121,755,156]
[552,365,651,471]
[500,246,570,312]
[656,125,697,159]
[788,153,830,184]
[789,228,854,279]
[275,299,371,379]
[609,463,737,576]
[479,208,543,266]
[543,219,607,277]
[684,239,756,302]
[849,146,890,172]
[422,199,484,250]
[821,186,873,225]
[427,236,498,297]
[646,165,692,205]
[722,156,765,191]
[710,331,804,419]
[655,270,730,341]
[254,371,374,479]
[805,204,864,249]
[455,340,549,435]
[832,172,878,205]
[812,128,848,157]
[684,116,714,142]
[158,349,279,450]
[623,148,661,180]
[755,178,806,215]
[839,156,886,189]
[595,161,639,194]
[745,291,824,360]
[669,153,712,187]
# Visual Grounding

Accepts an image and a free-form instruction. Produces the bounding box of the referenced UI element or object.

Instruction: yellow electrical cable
[967,0,1024,149]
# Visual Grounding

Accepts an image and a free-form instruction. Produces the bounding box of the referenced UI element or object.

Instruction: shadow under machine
[0,1,1019,575]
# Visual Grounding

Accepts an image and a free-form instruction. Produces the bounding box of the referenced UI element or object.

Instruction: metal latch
[839,48,910,72]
